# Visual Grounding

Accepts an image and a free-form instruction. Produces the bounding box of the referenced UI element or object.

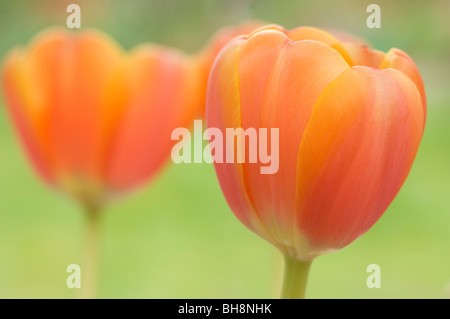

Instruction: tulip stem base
[79,204,102,299]
[280,255,312,299]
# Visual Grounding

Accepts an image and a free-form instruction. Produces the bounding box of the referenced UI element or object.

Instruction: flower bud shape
[2,29,202,208]
[206,25,426,261]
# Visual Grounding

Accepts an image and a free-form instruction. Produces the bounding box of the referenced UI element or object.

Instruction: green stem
[280,255,312,299]
[79,204,101,299]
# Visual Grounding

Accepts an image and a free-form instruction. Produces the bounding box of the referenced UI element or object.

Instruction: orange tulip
[2,28,202,210]
[206,25,426,298]
[2,28,203,298]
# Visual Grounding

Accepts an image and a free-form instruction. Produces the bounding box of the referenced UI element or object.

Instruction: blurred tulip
[2,28,202,210]
[2,28,202,298]
[206,25,426,298]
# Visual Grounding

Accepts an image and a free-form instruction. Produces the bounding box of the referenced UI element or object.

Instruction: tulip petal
[199,21,264,73]
[287,27,354,65]
[206,38,278,243]
[295,66,424,253]
[237,29,288,242]
[380,48,426,125]
[2,49,55,183]
[341,43,385,67]
[47,31,123,183]
[106,47,201,192]
[206,38,255,228]
[239,37,350,251]
[197,22,264,113]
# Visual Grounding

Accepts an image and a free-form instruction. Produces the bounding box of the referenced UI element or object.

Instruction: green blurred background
[0,0,449,298]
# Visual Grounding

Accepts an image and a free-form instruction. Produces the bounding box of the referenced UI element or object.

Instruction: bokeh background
[0,0,449,298]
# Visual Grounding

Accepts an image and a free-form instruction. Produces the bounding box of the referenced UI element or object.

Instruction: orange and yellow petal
[197,21,263,114]
[240,32,350,247]
[380,48,426,124]
[46,30,123,183]
[206,37,279,244]
[2,48,55,183]
[287,27,354,65]
[341,42,385,67]
[296,66,424,253]
[106,46,201,193]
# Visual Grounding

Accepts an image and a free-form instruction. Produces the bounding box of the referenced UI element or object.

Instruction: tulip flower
[206,25,426,298]
[2,28,202,297]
